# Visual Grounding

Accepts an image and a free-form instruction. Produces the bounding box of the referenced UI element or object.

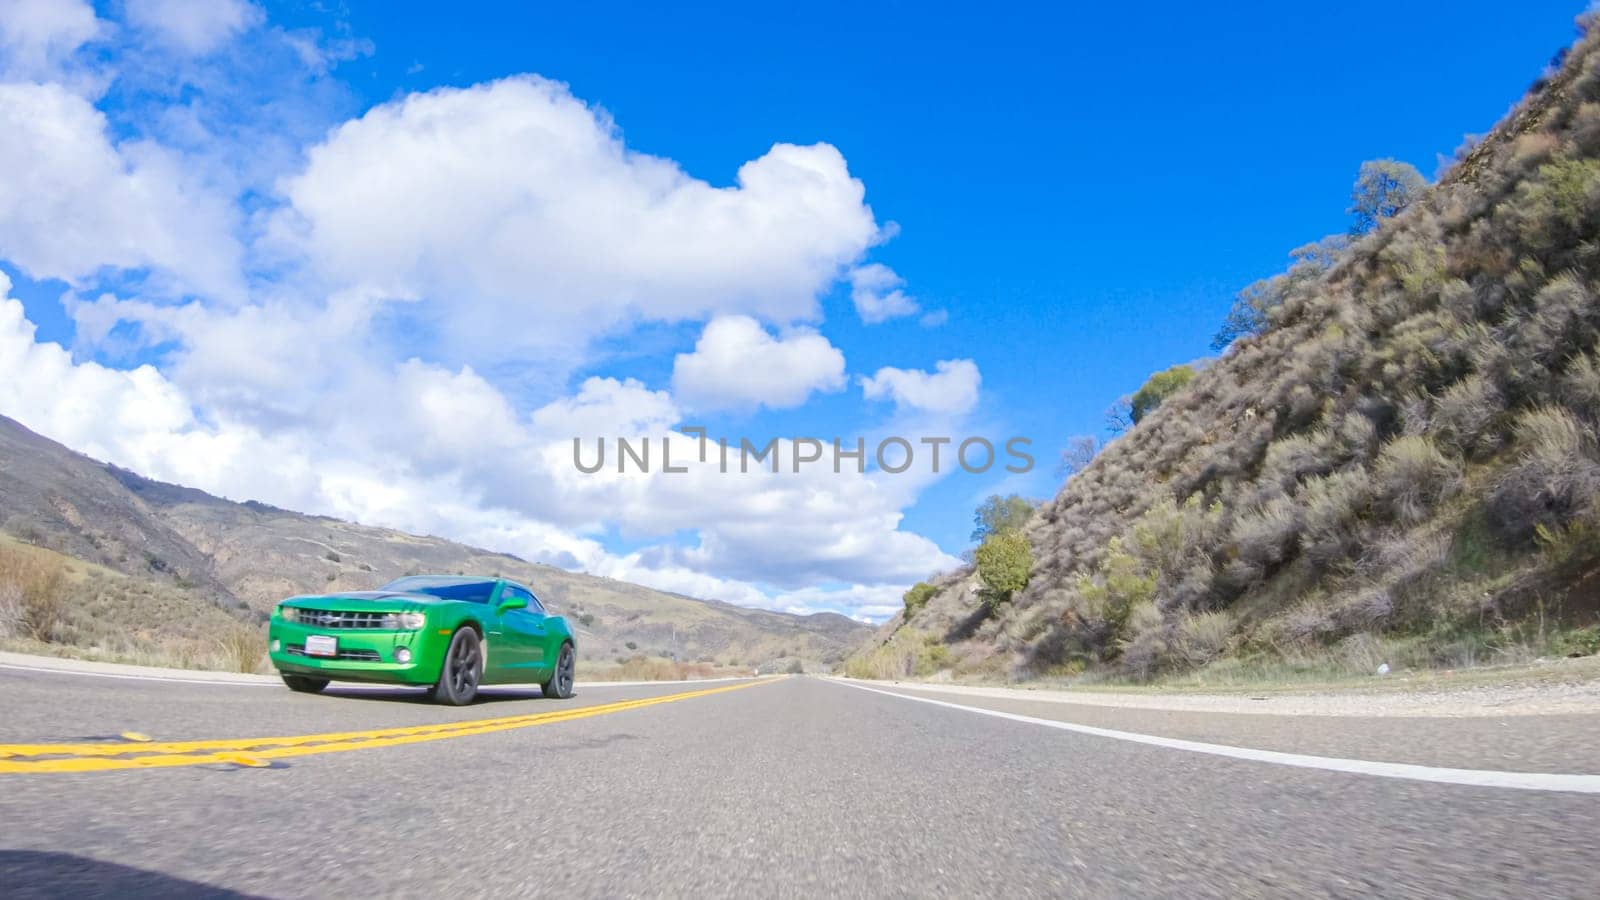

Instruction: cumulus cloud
[5,277,955,616]
[0,82,243,298]
[848,262,920,324]
[671,316,846,412]
[860,359,982,415]
[0,0,100,81]
[272,76,886,364]
[0,19,961,620]
[124,0,263,54]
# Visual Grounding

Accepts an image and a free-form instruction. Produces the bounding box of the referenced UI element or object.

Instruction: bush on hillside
[975,531,1031,610]
[0,548,67,642]
[1374,436,1463,525]
[1130,364,1197,424]
[1490,407,1600,542]
[902,582,938,618]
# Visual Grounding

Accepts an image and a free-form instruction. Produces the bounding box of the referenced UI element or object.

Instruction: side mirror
[497,597,528,613]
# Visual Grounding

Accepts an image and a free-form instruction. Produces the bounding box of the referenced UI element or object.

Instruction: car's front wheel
[543,642,575,699]
[434,628,483,705]
[282,674,329,693]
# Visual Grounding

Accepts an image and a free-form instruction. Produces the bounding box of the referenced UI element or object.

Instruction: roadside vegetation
[582,654,757,681]
[853,19,1600,685]
[0,537,268,673]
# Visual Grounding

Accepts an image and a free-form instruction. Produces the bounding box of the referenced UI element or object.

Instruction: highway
[2,662,1598,898]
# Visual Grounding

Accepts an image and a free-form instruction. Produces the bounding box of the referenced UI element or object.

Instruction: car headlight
[381,612,426,630]
[279,606,300,624]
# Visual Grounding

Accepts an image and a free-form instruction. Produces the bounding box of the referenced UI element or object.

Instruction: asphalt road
[2,666,1598,898]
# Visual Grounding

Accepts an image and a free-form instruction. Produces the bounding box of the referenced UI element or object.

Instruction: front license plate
[305,634,338,657]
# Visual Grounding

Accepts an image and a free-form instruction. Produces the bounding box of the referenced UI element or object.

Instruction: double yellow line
[0,678,774,774]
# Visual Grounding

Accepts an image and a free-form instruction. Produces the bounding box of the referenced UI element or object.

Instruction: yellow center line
[0,677,778,774]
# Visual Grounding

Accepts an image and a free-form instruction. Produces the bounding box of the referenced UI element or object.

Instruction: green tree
[1349,159,1426,235]
[975,531,1032,609]
[1130,364,1197,424]
[971,494,1036,542]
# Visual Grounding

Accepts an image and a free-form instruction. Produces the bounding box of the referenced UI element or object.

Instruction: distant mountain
[858,24,1600,681]
[0,415,867,670]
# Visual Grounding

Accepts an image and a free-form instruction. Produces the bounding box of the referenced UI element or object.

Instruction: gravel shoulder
[831,656,1600,718]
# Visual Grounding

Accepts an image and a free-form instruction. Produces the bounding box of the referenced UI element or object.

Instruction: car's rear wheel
[434,628,482,705]
[282,674,329,693]
[543,642,575,699]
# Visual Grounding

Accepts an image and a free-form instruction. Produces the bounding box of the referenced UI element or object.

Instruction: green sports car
[268,575,577,705]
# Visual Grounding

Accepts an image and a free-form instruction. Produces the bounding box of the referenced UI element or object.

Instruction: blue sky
[0,0,1586,618]
[344,0,1584,548]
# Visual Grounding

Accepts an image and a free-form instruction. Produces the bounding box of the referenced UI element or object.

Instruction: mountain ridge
[0,414,867,670]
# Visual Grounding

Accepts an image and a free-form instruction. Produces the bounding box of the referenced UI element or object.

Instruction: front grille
[285,644,383,662]
[291,608,387,629]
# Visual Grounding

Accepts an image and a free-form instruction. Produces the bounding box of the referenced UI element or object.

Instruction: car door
[496,584,548,675]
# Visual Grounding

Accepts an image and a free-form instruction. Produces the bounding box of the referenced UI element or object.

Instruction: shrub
[975,531,1032,609]
[1374,435,1463,525]
[1516,274,1597,369]
[1561,348,1600,424]
[1506,157,1600,254]
[1432,374,1503,458]
[1231,496,1302,571]
[0,549,67,642]
[1175,611,1236,666]
[1118,601,1169,678]
[1073,538,1155,635]
[0,581,19,638]
[843,632,948,679]
[1299,468,1373,569]
[1258,433,1331,491]
[217,626,267,674]
[1127,496,1222,584]
[902,582,938,618]
[1131,365,1197,424]
[1490,406,1600,542]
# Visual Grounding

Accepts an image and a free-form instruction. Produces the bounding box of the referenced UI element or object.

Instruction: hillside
[0,415,867,672]
[856,21,1600,682]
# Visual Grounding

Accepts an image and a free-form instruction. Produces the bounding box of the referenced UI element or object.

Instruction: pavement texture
[2,666,1598,898]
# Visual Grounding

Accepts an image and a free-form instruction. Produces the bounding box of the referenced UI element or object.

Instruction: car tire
[282,674,329,693]
[434,627,483,705]
[542,642,576,699]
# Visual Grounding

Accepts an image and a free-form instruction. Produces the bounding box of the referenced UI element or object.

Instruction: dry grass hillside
[0,415,866,674]
[856,20,1600,683]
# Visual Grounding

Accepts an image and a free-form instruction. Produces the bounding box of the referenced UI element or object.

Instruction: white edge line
[0,662,278,687]
[0,662,758,691]
[828,678,1600,794]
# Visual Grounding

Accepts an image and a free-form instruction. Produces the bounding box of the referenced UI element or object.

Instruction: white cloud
[5,277,955,617]
[860,359,982,415]
[0,82,243,298]
[0,0,100,81]
[124,0,263,55]
[272,76,885,363]
[848,262,919,324]
[0,24,961,621]
[671,315,846,412]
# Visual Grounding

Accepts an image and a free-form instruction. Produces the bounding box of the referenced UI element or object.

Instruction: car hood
[281,591,458,608]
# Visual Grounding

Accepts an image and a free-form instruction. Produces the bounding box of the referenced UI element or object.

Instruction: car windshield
[380,576,497,604]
